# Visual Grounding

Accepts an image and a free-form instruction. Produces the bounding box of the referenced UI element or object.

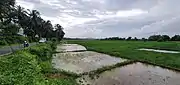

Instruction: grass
[0,42,77,85]
[68,40,180,69]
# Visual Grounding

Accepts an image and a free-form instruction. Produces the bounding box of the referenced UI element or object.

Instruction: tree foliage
[171,35,180,41]
[0,0,65,45]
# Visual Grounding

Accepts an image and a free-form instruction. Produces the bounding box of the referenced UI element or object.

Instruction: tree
[171,35,180,41]
[161,35,170,41]
[55,24,65,41]
[148,35,161,41]
[141,38,147,42]
[126,37,132,41]
[42,20,53,39]
[0,0,15,22]
[1,23,19,35]
[119,38,126,40]
[133,37,138,41]
[0,1,65,43]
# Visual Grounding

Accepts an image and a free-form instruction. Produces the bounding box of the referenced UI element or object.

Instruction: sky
[16,0,180,38]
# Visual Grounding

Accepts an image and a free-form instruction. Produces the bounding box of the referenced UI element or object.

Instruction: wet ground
[53,44,180,85]
[138,48,180,54]
[77,62,180,85]
[56,44,86,52]
[53,51,127,74]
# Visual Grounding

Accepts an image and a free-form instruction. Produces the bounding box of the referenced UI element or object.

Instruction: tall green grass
[0,42,77,85]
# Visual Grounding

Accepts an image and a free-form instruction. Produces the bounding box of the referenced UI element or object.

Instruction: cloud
[16,0,180,38]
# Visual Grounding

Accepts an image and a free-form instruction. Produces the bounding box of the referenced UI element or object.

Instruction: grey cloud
[17,0,180,38]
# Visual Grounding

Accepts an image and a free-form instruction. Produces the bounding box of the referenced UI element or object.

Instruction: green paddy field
[68,40,180,69]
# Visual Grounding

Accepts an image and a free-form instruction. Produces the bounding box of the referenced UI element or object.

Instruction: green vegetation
[0,36,28,46]
[96,35,180,42]
[68,40,180,69]
[0,0,65,46]
[0,42,77,85]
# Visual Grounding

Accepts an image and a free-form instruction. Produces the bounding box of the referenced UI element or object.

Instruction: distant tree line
[64,37,95,40]
[0,0,65,45]
[100,35,180,42]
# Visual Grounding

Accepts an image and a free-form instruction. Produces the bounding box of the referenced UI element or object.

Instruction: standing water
[56,44,87,52]
[138,48,180,54]
[52,51,127,74]
[77,62,180,85]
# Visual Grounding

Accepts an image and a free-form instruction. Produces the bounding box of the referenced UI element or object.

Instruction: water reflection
[52,51,127,74]
[138,48,180,54]
[77,62,180,85]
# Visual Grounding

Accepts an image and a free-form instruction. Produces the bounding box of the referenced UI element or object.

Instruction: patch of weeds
[0,51,45,85]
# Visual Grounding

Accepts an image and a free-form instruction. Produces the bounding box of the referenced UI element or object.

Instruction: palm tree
[27,10,41,39]
[42,20,53,39]
[55,24,65,41]
[0,0,15,22]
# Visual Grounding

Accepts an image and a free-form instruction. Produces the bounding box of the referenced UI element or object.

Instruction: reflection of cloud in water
[77,62,180,85]
[138,48,180,53]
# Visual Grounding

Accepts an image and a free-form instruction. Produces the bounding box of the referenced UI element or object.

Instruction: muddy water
[56,44,87,52]
[52,51,127,74]
[138,48,180,54]
[77,62,180,85]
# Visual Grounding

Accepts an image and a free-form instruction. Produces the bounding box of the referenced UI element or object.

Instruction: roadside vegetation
[0,42,77,85]
[0,0,65,47]
[68,40,180,70]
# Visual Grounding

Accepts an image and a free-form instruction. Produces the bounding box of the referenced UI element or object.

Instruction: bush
[27,43,53,62]
[15,36,28,43]
[0,36,28,45]
[0,51,45,85]
[0,40,7,45]
[0,43,76,85]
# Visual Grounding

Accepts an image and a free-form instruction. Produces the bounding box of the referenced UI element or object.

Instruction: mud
[52,51,127,74]
[77,62,180,85]
[56,44,87,52]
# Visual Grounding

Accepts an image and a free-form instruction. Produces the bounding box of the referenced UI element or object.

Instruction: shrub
[0,51,45,85]
[15,36,28,43]
[0,43,76,85]
[39,61,52,73]
[25,43,57,73]
[0,40,7,45]
[27,43,53,62]
[0,36,28,45]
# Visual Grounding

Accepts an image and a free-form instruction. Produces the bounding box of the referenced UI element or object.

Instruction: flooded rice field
[52,51,127,74]
[77,62,180,85]
[53,44,180,85]
[56,44,87,52]
[138,48,180,54]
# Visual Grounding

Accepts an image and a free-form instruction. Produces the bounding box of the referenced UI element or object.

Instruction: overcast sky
[16,0,180,38]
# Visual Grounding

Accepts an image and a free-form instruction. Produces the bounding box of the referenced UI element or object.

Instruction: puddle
[52,51,127,74]
[138,48,180,54]
[77,62,180,85]
[56,44,87,52]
